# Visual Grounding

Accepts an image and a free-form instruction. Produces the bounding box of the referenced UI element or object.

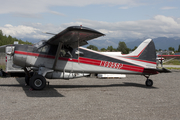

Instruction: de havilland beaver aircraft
[11,26,170,90]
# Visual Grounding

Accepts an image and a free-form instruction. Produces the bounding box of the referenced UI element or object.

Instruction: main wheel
[145,79,153,87]
[29,75,46,90]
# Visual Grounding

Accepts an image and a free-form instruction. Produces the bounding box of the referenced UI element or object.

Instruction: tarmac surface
[0,71,180,120]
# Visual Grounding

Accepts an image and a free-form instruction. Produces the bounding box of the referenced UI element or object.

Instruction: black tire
[29,75,46,90]
[145,79,153,87]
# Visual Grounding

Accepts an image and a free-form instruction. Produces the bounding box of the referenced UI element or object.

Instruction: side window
[60,49,66,57]
[38,45,50,53]
[75,50,84,56]
[60,49,72,58]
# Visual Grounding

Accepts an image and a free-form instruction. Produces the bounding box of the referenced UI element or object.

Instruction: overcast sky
[0,0,180,43]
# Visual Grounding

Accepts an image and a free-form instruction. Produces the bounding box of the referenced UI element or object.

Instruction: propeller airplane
[10,26,170,90]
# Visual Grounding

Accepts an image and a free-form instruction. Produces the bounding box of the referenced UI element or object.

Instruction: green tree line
[0,30,32,46]
[87,42,180,54]
[87,41,137,54]
[158,46,180,53]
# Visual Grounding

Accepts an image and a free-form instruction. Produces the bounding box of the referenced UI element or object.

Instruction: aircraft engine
[13,45,28,68]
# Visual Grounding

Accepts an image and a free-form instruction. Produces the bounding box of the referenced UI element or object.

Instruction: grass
[164,67,180,70]
[164,59,180,65]
[159,59,180,70]
[0,65,6,70]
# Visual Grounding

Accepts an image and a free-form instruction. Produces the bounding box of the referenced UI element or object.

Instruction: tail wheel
[29,75,46,90]
[145,79,153,87]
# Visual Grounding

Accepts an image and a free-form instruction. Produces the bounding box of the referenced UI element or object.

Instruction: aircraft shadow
[15,78,64,97]
[0,78,158,97]
[47,82,158,89]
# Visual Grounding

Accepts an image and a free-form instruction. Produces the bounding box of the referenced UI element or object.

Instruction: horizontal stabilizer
[156,68,171,73]
[143,67,171,75]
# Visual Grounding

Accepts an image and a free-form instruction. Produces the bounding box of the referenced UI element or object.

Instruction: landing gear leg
[24,67,34,86]
[144,75,153,87]
[25,75,30,86]
[24,67,31,86]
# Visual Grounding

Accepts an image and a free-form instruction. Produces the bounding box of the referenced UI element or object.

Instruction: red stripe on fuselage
[79,57,102,66]
[14,50,157,74]
[78,57,145,73]
[14,51,55,59]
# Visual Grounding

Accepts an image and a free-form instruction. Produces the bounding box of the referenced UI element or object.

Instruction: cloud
[0,0,48,14]
[49,11,66,16]
[1,15,180,43]
[68,15,180,39]
[0,24,48,41]
[119,6,129,9]
[0,23,66,42]
[12,13,43,18]
[161,6,177,10]
[0,0,145,15]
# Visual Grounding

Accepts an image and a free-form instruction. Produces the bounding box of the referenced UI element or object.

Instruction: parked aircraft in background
[6,26,170,90]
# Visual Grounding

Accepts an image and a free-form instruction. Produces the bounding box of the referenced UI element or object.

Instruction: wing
[47,26,105,48]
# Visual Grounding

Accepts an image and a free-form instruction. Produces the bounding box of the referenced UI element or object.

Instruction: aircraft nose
[13,46,27,68]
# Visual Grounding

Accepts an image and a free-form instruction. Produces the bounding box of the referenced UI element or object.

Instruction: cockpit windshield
[34,40,47,48]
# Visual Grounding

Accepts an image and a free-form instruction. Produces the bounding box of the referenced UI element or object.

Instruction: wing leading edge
[47,26,105,48]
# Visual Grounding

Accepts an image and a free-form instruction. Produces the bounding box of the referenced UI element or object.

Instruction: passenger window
[75,50,84,56]
[60,49,72,58]
[38,45,50,53]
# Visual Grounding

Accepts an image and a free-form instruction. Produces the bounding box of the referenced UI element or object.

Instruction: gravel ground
[0,71,180,120]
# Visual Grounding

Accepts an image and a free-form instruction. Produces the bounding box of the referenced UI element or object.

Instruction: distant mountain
[127,37,180,50]
[87,37,180,50]
[87,38,134,49]
[153,37,180,50]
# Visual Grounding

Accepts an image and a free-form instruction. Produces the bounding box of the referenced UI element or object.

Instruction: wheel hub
[147,81,151,85]
[34,79,42,87]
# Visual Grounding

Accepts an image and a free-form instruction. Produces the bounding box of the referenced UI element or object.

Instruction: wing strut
[78,32,80,64]
[53,42,63,70]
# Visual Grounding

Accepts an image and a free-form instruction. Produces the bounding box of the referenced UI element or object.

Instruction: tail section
[127,39,156,62]
[123,39,156,69]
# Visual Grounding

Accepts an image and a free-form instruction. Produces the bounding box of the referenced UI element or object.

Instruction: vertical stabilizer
[127,39,156,62]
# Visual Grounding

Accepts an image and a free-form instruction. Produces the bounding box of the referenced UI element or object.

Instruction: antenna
[42,32,57,35]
